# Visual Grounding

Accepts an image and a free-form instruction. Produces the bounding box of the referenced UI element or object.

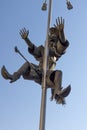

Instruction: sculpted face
[49,27,59,37]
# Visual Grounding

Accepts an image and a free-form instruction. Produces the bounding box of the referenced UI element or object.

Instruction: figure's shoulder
[38,45,44,50]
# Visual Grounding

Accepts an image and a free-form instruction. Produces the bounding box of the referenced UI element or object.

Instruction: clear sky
[0,0,87,130]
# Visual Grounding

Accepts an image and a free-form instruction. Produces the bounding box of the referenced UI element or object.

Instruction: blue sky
[0,0,87,130]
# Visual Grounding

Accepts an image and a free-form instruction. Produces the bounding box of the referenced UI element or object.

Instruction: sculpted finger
[22,28,25,34]
[56,18,58,26]
[63,19,65,25]
[19,30,22,36]
[61,17,62,24]
[58,17,60,25]
[54,24,57,28]
[23,27,27,33]
[27,30,29,35]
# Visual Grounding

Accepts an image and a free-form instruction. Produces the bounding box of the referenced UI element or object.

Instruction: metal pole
[39,1,52,130]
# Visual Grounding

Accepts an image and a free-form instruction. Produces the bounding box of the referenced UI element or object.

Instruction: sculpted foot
[1,66,20,83]
[54,85,71,105]
[1,66,13,80]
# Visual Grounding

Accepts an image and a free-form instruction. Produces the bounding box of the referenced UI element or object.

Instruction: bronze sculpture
[1,17,71,104]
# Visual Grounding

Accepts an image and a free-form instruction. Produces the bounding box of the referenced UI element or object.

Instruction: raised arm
[48,17,69,60]
[20,28,44,61]
[54,17,66,43]
[19,28,34,49]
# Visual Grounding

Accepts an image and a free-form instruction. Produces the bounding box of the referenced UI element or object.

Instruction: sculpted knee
[55,70,62,77]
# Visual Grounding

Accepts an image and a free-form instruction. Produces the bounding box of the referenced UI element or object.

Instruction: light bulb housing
[41,2,47,11]
[66,1,73,10]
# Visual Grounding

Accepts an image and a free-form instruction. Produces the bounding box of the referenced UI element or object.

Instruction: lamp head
[66,1,73,10]
[41,1,47,11]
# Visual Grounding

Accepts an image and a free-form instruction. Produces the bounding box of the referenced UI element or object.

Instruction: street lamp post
[39,0,73,130]
[39,1,52,130]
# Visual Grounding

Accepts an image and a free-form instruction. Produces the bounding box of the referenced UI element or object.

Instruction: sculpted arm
[54,17,69,56]
[19,28,42,60]
[20,28,34,49]
[54,17,66,43]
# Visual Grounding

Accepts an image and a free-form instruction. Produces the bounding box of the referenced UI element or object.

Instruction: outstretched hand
[54,17,64,32]
[19,28,29,39]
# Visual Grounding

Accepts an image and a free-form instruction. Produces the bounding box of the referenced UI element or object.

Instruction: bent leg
[1,62,30,83]
[23,65,42,85]
[49,70,62,100]
[54,70,62,92]
[51,70,71,105]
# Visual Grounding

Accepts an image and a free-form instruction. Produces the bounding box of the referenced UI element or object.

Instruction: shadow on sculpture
[1,17,71,105]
